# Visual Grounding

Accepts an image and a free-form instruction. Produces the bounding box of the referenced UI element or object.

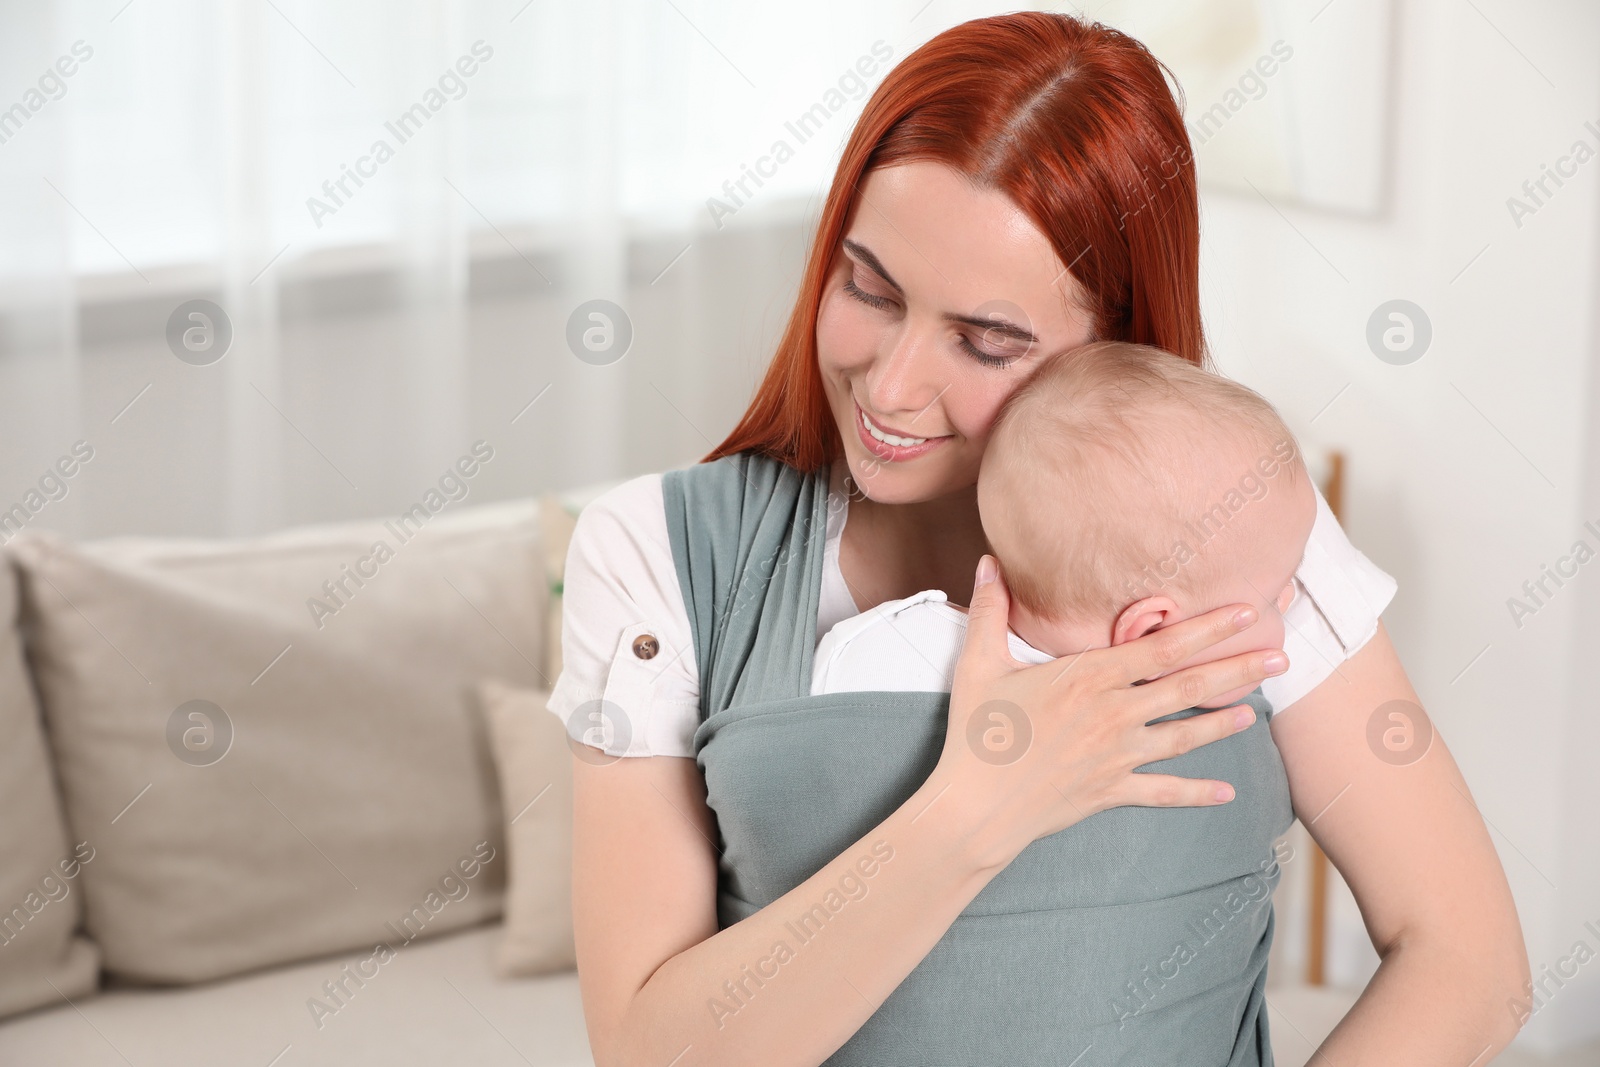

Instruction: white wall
[1201,0,1600,1052]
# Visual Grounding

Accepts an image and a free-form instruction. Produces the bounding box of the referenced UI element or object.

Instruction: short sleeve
[545,474,702,758]
[1259,481,1399,715]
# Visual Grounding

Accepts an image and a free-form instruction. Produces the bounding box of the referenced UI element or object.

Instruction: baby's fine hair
[982,340,1306,624]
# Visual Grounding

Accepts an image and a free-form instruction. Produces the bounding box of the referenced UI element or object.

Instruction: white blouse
[545,469,1398,758]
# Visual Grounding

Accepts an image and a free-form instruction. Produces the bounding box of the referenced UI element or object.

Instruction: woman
[550,12,1528,1066]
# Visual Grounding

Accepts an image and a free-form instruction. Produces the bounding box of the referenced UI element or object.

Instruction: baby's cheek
[1256,616,1288,660]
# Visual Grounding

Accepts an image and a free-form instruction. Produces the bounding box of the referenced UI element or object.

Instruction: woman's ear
[1111,595,1179,647]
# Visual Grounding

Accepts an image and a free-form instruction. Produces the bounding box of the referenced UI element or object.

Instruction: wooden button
[631,634,659,660]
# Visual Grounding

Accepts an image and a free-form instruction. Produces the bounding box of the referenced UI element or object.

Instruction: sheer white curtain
[0,0,1371,995]
[0,0,965,539]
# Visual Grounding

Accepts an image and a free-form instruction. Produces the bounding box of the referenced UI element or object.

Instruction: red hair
[707,12,1203,471]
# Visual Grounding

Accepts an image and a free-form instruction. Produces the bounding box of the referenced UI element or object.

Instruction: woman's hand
[937,555,1289,864]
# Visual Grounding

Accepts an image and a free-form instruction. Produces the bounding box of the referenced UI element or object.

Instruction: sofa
[0,484,1539,1067]
[0,482,600,1065]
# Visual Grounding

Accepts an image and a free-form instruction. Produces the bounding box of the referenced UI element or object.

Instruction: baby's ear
[1112,595,1178,647]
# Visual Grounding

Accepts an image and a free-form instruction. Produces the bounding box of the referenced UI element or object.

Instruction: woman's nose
[866,321,945,418]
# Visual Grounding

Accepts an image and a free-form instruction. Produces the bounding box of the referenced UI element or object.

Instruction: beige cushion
[477,680,575,977]
[0,554,99,1018]
[8,498,548,985]
[538,494,579,683]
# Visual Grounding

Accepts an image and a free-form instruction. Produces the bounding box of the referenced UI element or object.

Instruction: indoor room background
[1,0,1597,1061]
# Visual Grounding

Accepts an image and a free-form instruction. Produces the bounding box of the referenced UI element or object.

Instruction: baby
[811,341,1318,709]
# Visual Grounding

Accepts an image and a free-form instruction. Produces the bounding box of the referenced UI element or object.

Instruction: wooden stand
[1304,450,1344,987]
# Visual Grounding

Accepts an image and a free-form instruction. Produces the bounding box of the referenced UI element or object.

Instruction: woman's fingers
[952,554,1021,687]
[1136,702,1256,766]
[944,584,1278,839]
[1111,602,1261,686]
[1125,648,1285,724]
[1120,769,1238,808]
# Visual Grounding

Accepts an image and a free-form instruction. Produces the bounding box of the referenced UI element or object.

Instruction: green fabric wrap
[663,453,1293,1066]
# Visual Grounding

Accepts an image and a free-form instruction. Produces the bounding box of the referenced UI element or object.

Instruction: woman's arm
[571,744,1007,1067]
[1269,622,1532,1063]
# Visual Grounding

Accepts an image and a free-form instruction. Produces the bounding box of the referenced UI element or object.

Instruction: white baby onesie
[809,588,1054,694]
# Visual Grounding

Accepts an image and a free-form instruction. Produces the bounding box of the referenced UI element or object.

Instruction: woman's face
[816,161,1096,504]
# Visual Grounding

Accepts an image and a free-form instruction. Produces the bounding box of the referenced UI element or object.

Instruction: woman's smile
[855,401,951,462]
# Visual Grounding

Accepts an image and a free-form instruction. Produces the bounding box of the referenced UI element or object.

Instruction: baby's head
[977,341,1317,708]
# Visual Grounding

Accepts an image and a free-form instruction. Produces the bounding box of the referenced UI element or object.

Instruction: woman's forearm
[1308,932,1529,1064]
[1270,624,1533,1065]
[607,764,1021,1067]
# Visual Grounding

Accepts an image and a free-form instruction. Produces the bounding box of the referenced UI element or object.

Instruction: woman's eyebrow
[841,237,1040,344]
[842,238,902,293]
[946,309,1038,344]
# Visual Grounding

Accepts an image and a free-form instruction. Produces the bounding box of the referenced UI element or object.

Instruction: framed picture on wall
[1101,0,1396,215]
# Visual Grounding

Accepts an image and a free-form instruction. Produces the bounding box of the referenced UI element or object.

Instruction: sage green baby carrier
[664,453,1294,1067]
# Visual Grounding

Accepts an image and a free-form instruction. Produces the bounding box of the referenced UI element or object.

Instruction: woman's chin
[841,458,950,505]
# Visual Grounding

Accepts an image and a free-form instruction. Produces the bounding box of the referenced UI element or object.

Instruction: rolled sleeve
[545,474,701,758]
[1259,482,1399,715]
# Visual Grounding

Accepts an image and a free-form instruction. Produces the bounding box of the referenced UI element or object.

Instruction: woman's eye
[959,336,1018,368]
[844,272,1019,369]
[842,276,895,310]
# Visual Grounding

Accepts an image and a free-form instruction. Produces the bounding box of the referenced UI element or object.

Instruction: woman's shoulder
[573,471,665,527]
[566,472,671,564]
[1292,481,1399,648]
[562,472,683,609]
[1266,481,1398,714]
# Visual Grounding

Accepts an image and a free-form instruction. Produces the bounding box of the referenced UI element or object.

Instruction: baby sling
[663,452,1295,1067]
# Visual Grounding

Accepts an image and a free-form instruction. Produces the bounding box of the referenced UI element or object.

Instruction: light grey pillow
[9,498,547,984]
[476,680,575,977]
[0,553,99,1018]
